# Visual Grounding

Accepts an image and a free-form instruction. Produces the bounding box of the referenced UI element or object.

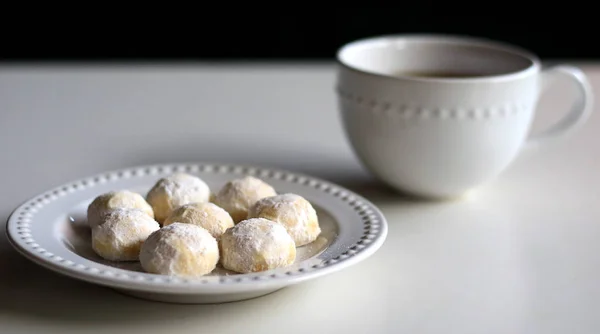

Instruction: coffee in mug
[335,34,593,199]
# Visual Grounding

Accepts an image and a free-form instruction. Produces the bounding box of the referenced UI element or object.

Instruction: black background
[1,9,596,62]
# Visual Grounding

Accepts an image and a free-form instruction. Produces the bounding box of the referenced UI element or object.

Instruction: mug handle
[526,65,593,147]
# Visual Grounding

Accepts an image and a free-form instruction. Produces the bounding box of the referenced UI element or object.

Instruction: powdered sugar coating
[163,202,234,239]
[87,190,154,228]
[91,208,160,261]
[213,176,276,223]
[248,193,321,246]
[139,223,219,278]
[146,173,211,223]
[219,218,296,273]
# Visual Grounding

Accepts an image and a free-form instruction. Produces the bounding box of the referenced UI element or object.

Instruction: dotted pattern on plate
[10,163,384,285]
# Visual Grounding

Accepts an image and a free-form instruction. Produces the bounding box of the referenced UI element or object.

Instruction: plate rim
[5,162,388,294]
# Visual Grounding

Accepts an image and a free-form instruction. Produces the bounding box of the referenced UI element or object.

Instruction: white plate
[5,163,388,304]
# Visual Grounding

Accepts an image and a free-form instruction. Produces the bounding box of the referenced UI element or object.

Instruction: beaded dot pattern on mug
[337,88,533,120]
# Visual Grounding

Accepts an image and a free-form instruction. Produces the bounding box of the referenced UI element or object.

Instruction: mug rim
[336,33,542,83]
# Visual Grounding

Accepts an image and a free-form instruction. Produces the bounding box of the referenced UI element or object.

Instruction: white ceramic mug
[335,34,593,199]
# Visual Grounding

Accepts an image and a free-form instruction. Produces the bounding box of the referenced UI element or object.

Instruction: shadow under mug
[335,34,593,199]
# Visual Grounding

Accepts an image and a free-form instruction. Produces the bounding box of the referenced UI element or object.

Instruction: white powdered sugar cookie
[163,202,234,239]
[212,176,276,223]
[139,223,219,278]
[146,173,211,223]
[219,218,296,273]
[91,208,160,261]
[248,193,321,246]
[87,190,154,228]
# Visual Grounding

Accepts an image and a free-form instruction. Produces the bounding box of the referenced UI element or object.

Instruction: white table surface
[0,62,599,334]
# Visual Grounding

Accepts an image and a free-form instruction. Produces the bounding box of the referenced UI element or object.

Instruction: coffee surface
[394,70,490,78]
